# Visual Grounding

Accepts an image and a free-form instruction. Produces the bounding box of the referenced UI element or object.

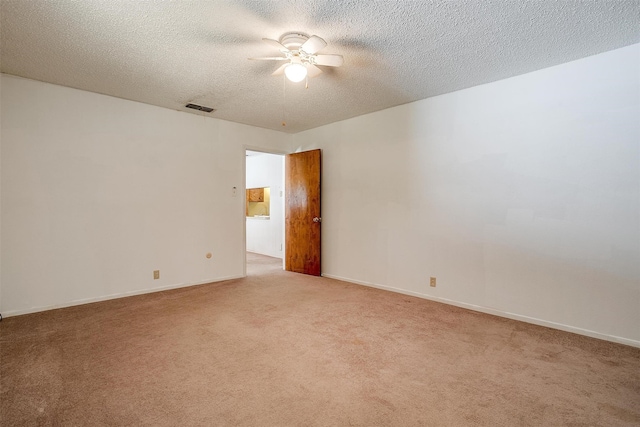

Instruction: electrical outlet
[153,270,160,280]
[430,277,436,287]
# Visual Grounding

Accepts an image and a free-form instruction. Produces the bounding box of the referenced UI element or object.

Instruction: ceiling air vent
[185,103,215,113]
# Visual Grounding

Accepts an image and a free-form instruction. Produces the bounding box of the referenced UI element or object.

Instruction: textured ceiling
[1,1,639,133]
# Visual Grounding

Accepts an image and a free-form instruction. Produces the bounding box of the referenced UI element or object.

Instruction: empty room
[1,1,639,425]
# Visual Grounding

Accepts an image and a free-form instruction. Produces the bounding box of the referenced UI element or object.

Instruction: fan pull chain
[282,74,286,127]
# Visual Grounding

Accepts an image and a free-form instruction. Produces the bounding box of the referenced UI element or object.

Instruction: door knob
[313,217,322,223]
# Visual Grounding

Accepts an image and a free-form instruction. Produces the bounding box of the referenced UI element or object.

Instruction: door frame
[242,145,289,277]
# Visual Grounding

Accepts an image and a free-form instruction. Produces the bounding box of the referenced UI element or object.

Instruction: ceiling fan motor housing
[280,32,310,50]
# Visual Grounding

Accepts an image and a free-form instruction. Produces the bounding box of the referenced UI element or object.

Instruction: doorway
[244,148,322,277]
[245,150,285,273]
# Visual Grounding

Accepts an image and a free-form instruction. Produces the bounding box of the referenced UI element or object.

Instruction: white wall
[293,44,640,346]
[246,153,284,258]
[0,74,290,316]
[3,44,638,346]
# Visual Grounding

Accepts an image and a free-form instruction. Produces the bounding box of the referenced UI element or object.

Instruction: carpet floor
[1,252,639,426]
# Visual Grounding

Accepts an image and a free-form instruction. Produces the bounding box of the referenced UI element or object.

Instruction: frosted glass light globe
[285,63,307,82]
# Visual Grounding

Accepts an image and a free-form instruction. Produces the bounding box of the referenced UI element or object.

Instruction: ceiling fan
[249,32,344,83]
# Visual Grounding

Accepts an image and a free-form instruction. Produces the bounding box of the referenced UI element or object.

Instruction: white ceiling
[1,1,638,134]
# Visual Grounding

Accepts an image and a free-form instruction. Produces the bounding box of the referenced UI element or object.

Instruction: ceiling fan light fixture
[284,62,307,82]
[251,33,343,84]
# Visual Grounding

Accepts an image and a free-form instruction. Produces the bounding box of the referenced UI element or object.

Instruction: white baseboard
[321,273,640,349]
[5,272,638,349]
[1,274,244,318]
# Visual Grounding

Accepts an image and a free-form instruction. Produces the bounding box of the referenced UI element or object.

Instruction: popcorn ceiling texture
[1,0,638,133]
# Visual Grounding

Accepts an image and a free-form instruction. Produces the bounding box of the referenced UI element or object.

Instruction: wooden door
[285,149,321,276]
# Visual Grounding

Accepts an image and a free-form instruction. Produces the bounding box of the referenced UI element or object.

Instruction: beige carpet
[1,252,639,426]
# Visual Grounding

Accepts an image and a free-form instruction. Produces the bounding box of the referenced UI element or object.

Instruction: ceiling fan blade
[262,38,290,52]
[301,35,327,54]
[272,63,289,76]
[248,57,289,61]
[314,54,344,67]
[305,63,323,78]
